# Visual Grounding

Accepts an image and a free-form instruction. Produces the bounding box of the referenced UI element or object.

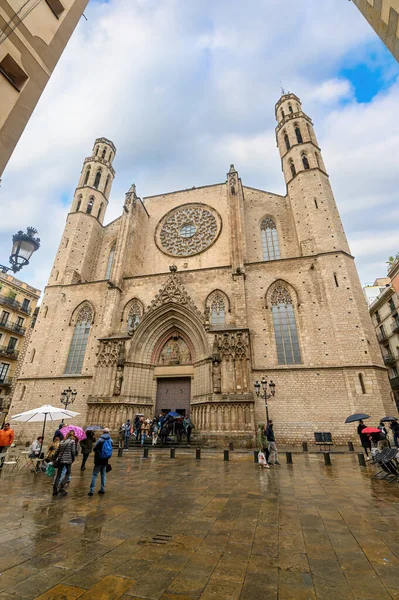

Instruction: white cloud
[0,0,398,293]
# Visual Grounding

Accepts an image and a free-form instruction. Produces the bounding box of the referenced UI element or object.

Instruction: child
[258,450,270,469]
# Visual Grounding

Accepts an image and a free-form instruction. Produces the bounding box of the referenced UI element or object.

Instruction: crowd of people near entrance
[119,414,194,449]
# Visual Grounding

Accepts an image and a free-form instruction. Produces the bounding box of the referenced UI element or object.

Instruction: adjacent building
[10,93,395,446]
[368,259,399,407]
[0,0,89,177]
[363,277,391,305]
[351,0,399,62]
[0,272,40,425]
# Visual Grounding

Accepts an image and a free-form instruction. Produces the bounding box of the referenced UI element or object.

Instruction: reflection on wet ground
[1,451,399,599]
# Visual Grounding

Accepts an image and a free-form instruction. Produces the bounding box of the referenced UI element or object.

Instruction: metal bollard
[254,450,259,463]
[229,442,234,451]
[117,447,123,457]
[357,452,366,467]
[302,442,308,452]
[224,449,229,461]
[348,441,355,452]
[324,452,332,466]
[143,447,149,458]
[286,451,293,464]
[196,448,201,460]
[170,447,175,459]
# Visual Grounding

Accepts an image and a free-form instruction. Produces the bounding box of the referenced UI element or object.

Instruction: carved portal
[159,335,191,366]
[213,330,250,393]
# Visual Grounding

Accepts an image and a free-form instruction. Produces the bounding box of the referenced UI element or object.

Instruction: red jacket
[0,428,14,447]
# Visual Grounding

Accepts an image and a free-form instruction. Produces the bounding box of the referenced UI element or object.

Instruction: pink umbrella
[60,425,86,441]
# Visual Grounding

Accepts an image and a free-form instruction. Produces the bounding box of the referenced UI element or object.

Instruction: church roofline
[242,185,286,198]
[143,182,225,201]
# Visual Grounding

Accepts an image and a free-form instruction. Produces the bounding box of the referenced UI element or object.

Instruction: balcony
[0,377,11,387]
[377,331,389,343]
[383,353,397,366]
[0,320,26,335]
[0,294,31,315]
[392,321,399,335]
[0,346,19,360]
[390,376,399,391]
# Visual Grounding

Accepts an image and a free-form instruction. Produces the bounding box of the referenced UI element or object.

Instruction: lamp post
[0,227,40,274]
[254,376,276,423]
[60,387,77,424]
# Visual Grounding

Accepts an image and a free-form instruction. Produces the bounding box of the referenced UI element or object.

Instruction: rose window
[156,204,221,257]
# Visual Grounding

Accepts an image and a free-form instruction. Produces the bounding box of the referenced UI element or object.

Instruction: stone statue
[212,359,221,393]
[113,365,124,396]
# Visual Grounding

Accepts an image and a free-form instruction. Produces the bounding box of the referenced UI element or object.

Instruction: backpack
[99,437,113,459]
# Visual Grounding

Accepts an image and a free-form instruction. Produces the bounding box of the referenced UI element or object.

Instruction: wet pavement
[1,451,399,599]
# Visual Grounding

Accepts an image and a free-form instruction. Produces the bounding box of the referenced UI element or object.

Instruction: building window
[261,217,280,261]
[45,0,65,18]
[7,337,17,351]
[271,285,301,365]
[16,316,24,330]
[93,169,102,189]
[295,126,303,144]
[284,133,290,151]
[97,202,104,220]
[281,109,285,119]
[109,152,113,162]
[95,146,99,156]
[289,160,296,178]
[0,54,28,91]
[84,168,90,185]
[288,104,293,113]
[87,198,94,215]
[0,311,9,325]
[210,293,226,326]
[376,310,381,324]
[127,299,143,331]
[104,175,110,194]
[105,245,115,280]
[102,148,106,159]
[389,298,396,313]
[76,195,82,211]
[392,366,399,378]
[359,373,366,394]
[302,154,310,170]
[65,305,93,374]
[0,363,9,383]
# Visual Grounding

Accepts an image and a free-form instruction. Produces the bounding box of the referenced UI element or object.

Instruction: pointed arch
[93,169,102,189]
[283,131,290,151]
[122,297,144,331]
[206,290,229,327]
[65,301,94,374]
[266,281,301,365]
[76,194,82,211]
[260,216,280,261]
[288,103,293,113]
[86,197,94,215]
[153,328,195,365]
[101,148,106,159]
[289,159,296,178]
[104,175,110,194]
[302,153,310,170]
[84,167,90,185]
[97,202,104,220]
[295,125,303,144]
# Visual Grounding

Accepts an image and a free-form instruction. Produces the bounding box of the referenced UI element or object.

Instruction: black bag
[52,443,67,469]
[106,463,112,473]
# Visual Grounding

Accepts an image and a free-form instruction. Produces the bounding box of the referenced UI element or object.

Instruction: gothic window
[359,373,366,394]
[271,285,301,365]
[315,152,320,168]
[104,175,110,194]
[105,244,115,280]
[86,198,94,215]
[94,169,102,189]
[209,292,226,326]
[284,133,290,151]
[302,154,310,170]
[97,202,103,220]
[65,304,93,374]
[102,148,106,159]
[295,126,303,144]
[281,109,285,119]
[109,152,113,162]
[289,159,296,178]
[261,217,280,261]
[288,103,293,113]
[76,195,82,211]
[84,168,90,185]
[127,299,143,331]
[95,146,99,156]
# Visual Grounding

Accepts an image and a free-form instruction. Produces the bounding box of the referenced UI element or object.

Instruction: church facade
[10,93,395,446]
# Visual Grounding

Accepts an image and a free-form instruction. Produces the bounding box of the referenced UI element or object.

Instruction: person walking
[152,420,159,446]
[0,423,15,467]
[257,423,270,466]
[390,420,399,448]
[123,419,131,449]
[357,420,371,457]
[134,415,141,444]
[88,427,113,496]
[183,415,193,446]
[80,430,95,471]
[266,420,279,465]
[141,419,149,447]
[53,431,76,496]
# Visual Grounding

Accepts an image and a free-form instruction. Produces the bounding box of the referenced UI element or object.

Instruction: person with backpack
[88,427,113,496]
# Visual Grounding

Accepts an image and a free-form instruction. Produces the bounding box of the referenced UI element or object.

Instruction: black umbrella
[345,413,371,424]
[380,416,398,422]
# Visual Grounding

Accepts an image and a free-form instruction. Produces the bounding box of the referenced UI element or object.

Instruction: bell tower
[49,138,116,286]
[71,137,116,224]
[275,92,349,256]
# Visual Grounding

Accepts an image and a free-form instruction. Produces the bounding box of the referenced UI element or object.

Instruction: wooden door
[155,377,191,415]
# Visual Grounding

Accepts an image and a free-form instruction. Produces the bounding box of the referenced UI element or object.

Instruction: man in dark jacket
[88,428,113,496]
[53,424,64,443]
[266,420,280,465]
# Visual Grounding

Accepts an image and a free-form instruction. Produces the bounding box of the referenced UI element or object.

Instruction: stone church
[11,92,395,446]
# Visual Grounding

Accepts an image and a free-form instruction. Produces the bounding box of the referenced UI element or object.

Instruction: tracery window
[271,285,301,365]
[105,244,115,280]
[210,293,226,326]
[127,299,143,331]
[261,217,280,261]
[65,304,93,374]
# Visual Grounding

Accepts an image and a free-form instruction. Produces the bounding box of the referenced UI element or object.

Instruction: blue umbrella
[167,412,182,418]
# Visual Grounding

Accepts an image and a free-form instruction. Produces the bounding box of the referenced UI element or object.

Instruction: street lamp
[0,227,40,274]
[60,387,77,412]
[254,376,276,423]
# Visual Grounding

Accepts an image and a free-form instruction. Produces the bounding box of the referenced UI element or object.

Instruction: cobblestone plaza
[1,452,399,599]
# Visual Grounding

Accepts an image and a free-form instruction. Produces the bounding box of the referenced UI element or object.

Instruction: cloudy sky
[1,0,399,294]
